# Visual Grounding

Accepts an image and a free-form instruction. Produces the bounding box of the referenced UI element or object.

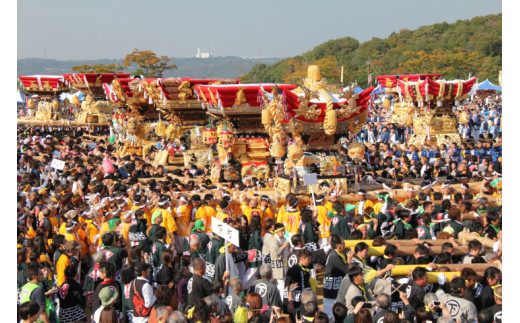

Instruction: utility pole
[366,60,371,87]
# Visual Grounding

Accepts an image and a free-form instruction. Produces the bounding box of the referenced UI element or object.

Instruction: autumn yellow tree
[72,63,123,73]
[283,56,340,84]
[123,49,177,78]
[399,48,489,79]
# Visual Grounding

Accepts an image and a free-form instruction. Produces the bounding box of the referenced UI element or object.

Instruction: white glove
[398,278,409,285]
[437,273,447,285]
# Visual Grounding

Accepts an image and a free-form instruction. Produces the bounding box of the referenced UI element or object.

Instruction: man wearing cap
[148,210,163,242]
[92,286,120,323]
[355,190,374,216]
[56,240,80,287]
[183,219,210,256]
[130,262,156,323]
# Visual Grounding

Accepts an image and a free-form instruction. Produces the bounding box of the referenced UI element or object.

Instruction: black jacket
[406,280,425,311]
[187,274,213,306]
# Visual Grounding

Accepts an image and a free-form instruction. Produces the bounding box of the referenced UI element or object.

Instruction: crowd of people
[17,95,502,323]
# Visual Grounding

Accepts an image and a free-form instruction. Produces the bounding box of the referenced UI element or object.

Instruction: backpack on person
[132,280,151,317]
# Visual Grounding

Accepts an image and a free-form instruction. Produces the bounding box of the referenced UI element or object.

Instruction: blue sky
[18,0,501,60]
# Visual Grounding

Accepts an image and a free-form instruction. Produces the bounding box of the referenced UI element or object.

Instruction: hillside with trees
[241,14,501,87]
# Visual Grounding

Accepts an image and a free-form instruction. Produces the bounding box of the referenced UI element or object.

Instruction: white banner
[211,217,239,246]
[51,159,65,170]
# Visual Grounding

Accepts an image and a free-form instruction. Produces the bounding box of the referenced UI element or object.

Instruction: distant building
[196,48,212,59]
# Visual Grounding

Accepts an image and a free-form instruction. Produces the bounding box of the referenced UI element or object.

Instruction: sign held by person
[212,217,239,247]
[51,159,65,170]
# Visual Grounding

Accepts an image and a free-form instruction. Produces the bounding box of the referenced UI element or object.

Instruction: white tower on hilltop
[196,48,211,59]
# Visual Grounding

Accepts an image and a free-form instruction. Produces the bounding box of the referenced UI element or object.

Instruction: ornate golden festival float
[18,75,71,125]
[265,65,374,195]
[193,83,297,182]
[376,74,477,146]
[63,73,131,126]
[193,65,375,193]
[104,77,240,167]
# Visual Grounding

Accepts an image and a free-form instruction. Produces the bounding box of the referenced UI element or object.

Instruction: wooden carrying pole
[343,239,455,248]
[389,263,499,276]
[365,245,468,256]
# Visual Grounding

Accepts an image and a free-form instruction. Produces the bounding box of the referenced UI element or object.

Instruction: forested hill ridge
[17,56,282,79]
[241,13,501,87]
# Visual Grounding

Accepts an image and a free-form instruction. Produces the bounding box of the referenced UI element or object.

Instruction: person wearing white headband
[373,192,389,215]
[125,186,136,208]
[258,195,274,221]
[117,210,134,247]
[405,187,417,202]
[151,197,177,250]
[173,195,191,254]
[356,190,374,216]
[441,184,453,200]
[460,183,474,200]
[266,178,275,188]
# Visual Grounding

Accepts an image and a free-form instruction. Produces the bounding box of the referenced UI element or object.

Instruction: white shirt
[132,277,156,323]
[137,277,156,308]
